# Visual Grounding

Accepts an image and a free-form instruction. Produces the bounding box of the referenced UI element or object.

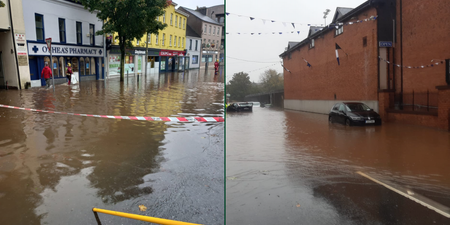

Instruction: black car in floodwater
[329,102,382,126]
[227,102,253,112]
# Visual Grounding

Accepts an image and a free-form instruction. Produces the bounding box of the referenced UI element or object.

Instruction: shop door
[0,52,4,88]
[185,57,190,70]
[29,56,39,80]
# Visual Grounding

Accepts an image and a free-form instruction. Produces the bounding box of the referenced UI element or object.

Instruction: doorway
[0,52,4,89]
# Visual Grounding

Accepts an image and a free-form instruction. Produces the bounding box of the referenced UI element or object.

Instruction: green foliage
[259,69,284,93]
[79,0,167,81]
[0,1,5,7]
[226,72,254,101]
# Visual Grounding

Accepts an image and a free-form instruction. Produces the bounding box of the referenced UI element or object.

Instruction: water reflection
[0,69,224,224]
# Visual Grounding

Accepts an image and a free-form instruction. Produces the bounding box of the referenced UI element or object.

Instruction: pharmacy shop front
[27,42,104,87]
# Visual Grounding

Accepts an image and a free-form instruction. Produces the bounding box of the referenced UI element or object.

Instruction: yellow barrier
[92,208,202,225]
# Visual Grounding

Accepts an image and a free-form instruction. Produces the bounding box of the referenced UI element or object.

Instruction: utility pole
[323,9,330,26]
[145,32,149,76]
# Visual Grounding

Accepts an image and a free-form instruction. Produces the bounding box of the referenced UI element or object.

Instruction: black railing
[393,90,438,113]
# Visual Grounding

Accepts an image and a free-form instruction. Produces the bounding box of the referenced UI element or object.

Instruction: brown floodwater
[0,69,224,225]
[226,107,450,224]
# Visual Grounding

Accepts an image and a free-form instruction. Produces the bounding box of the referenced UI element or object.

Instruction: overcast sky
[174,0,224,10]
[226,0,367,83]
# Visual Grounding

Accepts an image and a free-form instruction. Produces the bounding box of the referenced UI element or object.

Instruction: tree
[226,72,253,101]
[0,1,5,7]
[79,0,167,82]
[259,69,284,93]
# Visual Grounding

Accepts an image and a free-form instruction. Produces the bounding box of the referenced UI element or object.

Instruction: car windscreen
[345,103,371,112]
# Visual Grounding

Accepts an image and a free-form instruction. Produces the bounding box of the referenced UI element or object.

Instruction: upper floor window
[155,34,159,45]
[175,15,178,27]
[310,39,314,48]
[148,34,151,44]
[163,14,166,23]
[174,35,177,47]
[162,33,165,45]
[195,40,198,51]
[170,13,173,25]
[204,24,207,34]
[76,22,82,44]
[209,25,211,34]
[58,18,66,43]
[182,37,184,48]
[335,26,344,36]
[35,14,44,41]
[169,35,172,46]
[183,18,185,29]
[189,39,192,50]
[89,24,95,45]
[213,26,216,35]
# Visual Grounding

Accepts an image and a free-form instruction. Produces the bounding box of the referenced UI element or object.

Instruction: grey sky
[173,0,224,10]
[226,0,367,83]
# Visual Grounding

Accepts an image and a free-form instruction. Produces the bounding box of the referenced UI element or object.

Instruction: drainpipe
[8,0,22,90]
[400,0,403,108]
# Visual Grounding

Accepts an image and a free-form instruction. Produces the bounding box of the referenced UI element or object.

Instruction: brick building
[280,0,450,131]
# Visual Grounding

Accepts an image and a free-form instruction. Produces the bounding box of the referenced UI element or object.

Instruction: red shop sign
[159,50,185,56]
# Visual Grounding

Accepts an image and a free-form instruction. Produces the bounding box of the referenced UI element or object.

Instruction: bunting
[225,12,378,27]
[302,58,311,68]
[378,56,445,69]
[226,31,301,35]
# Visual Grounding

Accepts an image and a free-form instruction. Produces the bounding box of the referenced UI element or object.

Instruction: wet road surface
[0,69,224,225]
[226,107,450,224]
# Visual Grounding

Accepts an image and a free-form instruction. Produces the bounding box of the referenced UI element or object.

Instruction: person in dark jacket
[66,63,73,85]
[41,62,52,88]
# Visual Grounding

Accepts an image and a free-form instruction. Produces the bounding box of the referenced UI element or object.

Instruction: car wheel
[329,116,333,123]
[345,119,352,126]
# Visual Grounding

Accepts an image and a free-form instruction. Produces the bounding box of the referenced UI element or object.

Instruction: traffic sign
[45,38,52,50]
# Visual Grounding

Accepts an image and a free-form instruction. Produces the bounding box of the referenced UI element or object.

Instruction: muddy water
[0,69,224,225]
[226,107,450,224]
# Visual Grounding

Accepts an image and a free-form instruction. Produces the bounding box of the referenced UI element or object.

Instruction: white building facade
[22,0,104,87]
[185,36,201,69]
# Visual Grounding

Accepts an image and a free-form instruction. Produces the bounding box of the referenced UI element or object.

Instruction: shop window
[363,36,367,47]
[71,58,79,72]
[91,58,96,75]
[52,58,58,77]
[90,24,95,46]
[192,55,198,64]
[80,58,85,75]
[35,14,44,41]
[201,55,206,62]
[85,57,91,75]
[44,56,50,66]
[59,57,65,78]
[76,22,82,45]
[59,18,66,43]
[335,26,344,36]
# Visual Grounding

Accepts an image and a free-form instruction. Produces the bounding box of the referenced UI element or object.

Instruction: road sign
[45,38,52,50]
[379,41,393,47]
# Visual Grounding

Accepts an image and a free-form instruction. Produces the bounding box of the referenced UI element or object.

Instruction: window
[195,40,198,51]
[76,22,82,44]
[183,18,185,29]
[204,24,207,34]
[163,13,166,23]
[192,55,198,64]
[89,24,95,45]
[182,38,184,48]
[213,26,216,35]
[335,26,344,36]
[209,25,211,34]
[58,18,66,43]
[175,15,178,27]
[310,39,314,48]
[155,34,159,45]
[446,59,450,85]
[148,34,151,44]
[363,36,367,47]
[217,28,220,36]
[35,14,44,41]
[162,33,165,45]
[136,38,139,45]
[170,13,173,25]
[179,37,181,48]
[179,17,181,28]
[174,35,177,47]
[169,35,172,46]
[189,39,192,50]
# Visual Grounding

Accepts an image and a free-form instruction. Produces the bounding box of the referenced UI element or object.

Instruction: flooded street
[0,69,224,225]
[226,107,450,224]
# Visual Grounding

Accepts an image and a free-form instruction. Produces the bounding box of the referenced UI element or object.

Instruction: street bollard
[127,70,129,80]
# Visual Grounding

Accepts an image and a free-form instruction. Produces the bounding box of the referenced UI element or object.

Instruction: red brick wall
[394,0,450,93]
[386,112,439,129]
[283,7,378,101]
[437,88,450,131]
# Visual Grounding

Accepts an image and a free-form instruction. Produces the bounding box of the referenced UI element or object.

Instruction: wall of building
[0,31,19,88]
[393,0,450,94]
[0,0,11,30]
[12,0,30,88]
[282,7,378,112]
[23,0,103,46]
[186,36,201,69]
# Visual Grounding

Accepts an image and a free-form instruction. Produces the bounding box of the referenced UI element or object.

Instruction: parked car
[227,102,253,112]
[329,102,382,126]
[251,102,261,107]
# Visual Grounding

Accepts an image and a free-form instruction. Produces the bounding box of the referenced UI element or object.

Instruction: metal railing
[393,90,438,113]
[92,208,201,225]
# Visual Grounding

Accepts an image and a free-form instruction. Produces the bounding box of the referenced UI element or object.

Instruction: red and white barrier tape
[0,104,224,122]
